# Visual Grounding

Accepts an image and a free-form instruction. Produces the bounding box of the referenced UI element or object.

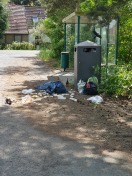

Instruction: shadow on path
[0,105,131,176]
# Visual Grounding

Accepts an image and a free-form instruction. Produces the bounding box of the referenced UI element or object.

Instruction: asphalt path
[0,50,131,176]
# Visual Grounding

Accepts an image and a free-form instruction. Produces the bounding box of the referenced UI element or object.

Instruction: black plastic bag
[83,82,98,95]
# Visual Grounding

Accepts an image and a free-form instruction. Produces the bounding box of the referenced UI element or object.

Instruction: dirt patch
[16,93,132,159]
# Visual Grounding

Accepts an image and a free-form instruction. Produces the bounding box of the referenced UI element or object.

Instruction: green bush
[39,48,60,68]
[118,2,132,64]
[42,18,64,60]
[100,64,132,97]
[5,44,12,50]
[4,42,35,50]
[39,48,52,61]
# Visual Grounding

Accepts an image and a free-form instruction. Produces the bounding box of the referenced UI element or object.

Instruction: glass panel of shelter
[95,19,117,66]
[64,15,118,66]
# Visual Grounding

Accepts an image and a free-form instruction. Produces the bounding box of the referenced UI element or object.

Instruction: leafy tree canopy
[0,1,8,39]
[118,2,132,63]
[81,0,131,25]
[40,0,84,20]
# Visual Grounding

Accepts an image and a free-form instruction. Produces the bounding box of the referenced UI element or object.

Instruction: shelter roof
[62,12,96,24]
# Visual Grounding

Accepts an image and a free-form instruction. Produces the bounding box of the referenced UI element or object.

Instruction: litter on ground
[70,97,77,102]
[77,80,86,94]
[57,95,66,100]
[22,95,33,104]
[22,89,35,94]
[87,95,103,104]
[35,81,68,94]
[20,80,103,105]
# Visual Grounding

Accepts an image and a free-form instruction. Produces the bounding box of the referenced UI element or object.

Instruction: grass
[39,48,74,70]
[39,48,60,68]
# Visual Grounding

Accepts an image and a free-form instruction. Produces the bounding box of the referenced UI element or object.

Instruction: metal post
[64,23,66,51]
[77,16,80,43]
[106,25,109,74]
[115,16,119,65]
[106,25,109,66]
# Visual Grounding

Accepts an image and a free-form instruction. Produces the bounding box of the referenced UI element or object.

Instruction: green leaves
[81,0,131,25]
[42,17,64,59]
[81,0,132,63]
[0,2,8,39]
[41,0,78,17]
[3,41,35,50]
[100,64,132,97]
[118,1,132,63]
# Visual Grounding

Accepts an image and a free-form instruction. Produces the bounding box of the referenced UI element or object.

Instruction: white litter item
[37,92,47,97]
[77,80,86,93]
[40,91,48,95]
[62,93,69,96]
[22,89,35,94]
[37,93,43,97]
[87,95,103,104]
[69,90,75,94]
[70,93,74,96]
[22,95,33,104]
[70,97,77,102]
[53,94,58,97]
[57,95,66,100]
[70,94,74,98]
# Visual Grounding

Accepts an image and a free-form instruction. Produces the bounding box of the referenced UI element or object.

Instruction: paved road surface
[0,50,131,176]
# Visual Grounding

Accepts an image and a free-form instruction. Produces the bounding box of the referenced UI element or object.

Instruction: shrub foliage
[1,41,35,50]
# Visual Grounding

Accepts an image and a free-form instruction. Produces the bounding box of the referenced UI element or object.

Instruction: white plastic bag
[87,95,103,104]
[77,80,86,94]
[22,89,35,94]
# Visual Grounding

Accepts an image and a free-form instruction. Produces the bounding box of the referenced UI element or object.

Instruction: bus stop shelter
[62,11,119,66]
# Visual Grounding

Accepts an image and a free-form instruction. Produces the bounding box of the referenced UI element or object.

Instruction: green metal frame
[77,16,80,43]
[115,16,119,64]
[106,25,109,67]
[64,23,67,51]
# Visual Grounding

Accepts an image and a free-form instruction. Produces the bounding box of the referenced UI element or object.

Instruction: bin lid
[75,40,99,47]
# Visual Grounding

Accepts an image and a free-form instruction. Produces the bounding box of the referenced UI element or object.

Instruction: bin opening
[74,47,77,52]
[83,48,96,53]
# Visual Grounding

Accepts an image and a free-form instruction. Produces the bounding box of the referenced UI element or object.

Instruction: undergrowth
[99,64,132,98]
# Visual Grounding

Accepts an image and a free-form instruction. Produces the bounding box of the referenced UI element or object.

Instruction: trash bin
[74,40,101,88]
[61,52,69,71]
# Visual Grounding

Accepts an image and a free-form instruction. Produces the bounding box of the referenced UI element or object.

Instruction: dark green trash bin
[61,52,69,71]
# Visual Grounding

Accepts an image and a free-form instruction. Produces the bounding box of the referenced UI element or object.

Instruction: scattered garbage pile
[21,80,77,104]
[77,76,103,104]
[5,77,103,106]
[77,76,98,95]
[19,77,103,105]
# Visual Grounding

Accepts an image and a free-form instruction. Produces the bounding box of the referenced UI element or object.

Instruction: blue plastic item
[35,81,68,95]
